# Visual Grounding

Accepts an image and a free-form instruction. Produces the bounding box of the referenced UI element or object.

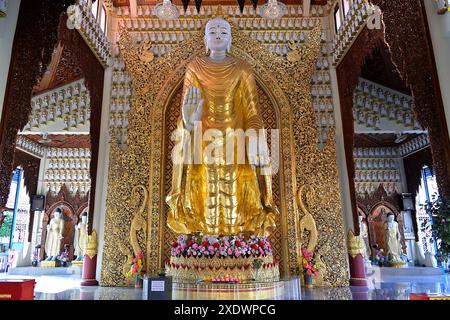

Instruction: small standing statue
[358,215,372,267]
[45,208,64,261]
[384,212,404,264]
[74,213,88,261]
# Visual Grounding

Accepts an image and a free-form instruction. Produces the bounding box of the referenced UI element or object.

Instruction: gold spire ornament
[85,230,98,259]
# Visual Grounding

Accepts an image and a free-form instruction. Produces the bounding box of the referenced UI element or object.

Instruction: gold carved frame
[101,22,349,287]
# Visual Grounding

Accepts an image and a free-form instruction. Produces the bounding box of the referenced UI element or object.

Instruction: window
[334,4,342,33]
[99,5,107,33]
[343,0,350,16]
[91,0,99,18]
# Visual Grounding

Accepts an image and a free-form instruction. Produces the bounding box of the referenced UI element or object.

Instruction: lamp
[259,0,287,20]
[155,0,180,20]
[0,0,7,18]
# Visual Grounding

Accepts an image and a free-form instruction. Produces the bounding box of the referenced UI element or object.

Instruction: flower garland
[170,235,273,258]
[301,247,320,277]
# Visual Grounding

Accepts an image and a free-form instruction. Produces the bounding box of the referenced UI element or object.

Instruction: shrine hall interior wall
[162,83,285,274]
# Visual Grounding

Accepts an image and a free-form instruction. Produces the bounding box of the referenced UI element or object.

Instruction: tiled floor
[1,271,449,300]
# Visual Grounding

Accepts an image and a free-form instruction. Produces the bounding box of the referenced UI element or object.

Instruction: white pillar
[30,149,49,251]
[0,0,21,121]
[92,66,112,282]
[330,67,355,234]
[424,1,450,139]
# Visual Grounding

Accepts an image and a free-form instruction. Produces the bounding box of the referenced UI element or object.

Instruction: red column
[348,254,367,287]
[81,254,99,286]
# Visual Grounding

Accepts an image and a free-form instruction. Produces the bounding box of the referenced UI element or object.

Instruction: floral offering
[301,247,320,277]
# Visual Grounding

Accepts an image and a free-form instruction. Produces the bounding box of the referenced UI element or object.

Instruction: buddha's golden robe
[166,56,278,236]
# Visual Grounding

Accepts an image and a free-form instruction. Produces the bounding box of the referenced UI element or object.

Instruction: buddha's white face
[54,211,62,219]
[205,18,231,53]
[81,215,87,223]
[387,215,394,222]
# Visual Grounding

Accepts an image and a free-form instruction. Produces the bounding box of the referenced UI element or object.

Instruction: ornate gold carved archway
[101,22,349,287]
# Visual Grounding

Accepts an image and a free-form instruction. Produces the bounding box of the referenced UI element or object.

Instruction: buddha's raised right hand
[182,86,203,131]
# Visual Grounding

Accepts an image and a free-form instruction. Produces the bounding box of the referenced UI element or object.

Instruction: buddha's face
[205,18,231,53]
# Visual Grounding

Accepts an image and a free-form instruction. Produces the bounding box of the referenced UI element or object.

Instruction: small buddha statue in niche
[45,208,65,261]
[384,212,404,262]
[74,213,88,261]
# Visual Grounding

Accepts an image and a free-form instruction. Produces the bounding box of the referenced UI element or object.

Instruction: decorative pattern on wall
[16,136,46,158]
[73,0,113,67]
[370,0,450,198]
[161,84,283,274]
[44,148,91,196]
[40,184,89,260]
[353,78,421,132]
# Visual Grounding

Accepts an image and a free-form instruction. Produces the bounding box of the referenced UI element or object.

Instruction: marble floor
[1,271,449,300]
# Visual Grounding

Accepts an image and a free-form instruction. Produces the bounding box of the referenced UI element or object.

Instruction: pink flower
[192,243,198,249]
[306,269,312,276]
[227,248,233,255]
[208,245,215,251]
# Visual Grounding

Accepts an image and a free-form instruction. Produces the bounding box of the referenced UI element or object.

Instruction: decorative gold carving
[101,20,349,287]
[347,230,364,259]
[85,229,98,259]
[129,185,148,257]
[297,185,319,252]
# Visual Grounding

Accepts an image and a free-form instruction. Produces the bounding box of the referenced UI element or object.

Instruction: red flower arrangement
[301,247,320,277]
[170,235,273,259]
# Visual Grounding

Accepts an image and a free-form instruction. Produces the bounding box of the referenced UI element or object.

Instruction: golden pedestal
[166,255,280,283]
[389,261,407,268]
[40,260,61,268]
[72,260,83,267]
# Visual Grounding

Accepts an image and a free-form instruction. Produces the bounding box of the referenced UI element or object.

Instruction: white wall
[424,1,450,139]
[0,0,21,121]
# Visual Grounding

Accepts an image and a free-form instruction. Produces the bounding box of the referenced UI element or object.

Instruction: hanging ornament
[195,0,202,14]
[182,0,190,13]
[237,0,246,14]
[251,0,258,10]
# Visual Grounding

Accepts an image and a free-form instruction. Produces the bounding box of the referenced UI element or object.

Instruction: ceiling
[24,134,91,149]
[111,0,329,7]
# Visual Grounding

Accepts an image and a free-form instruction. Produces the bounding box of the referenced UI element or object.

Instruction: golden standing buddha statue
[166,16,278,237]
